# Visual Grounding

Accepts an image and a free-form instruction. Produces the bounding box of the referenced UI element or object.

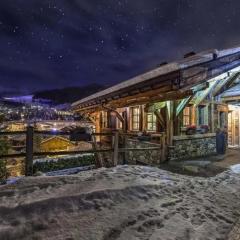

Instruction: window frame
[101,111,108,128]
[183,106,191,127]
[198,106,205,126]
[131,106,140,131]
[147,111,157,131]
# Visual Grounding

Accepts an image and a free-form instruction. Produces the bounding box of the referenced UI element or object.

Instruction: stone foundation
[126,139,161,166]
[169,133,216,161]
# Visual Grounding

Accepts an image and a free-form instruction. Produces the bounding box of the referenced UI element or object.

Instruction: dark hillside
[33,84,105,104]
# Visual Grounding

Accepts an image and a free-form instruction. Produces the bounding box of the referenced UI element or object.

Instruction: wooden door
[234,111,239,146]
[228,112,233,146]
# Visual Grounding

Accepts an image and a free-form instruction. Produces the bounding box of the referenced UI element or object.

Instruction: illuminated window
[183,107,190,126]
[198,106,205,125]
[102,111,108,128]
[131,107,140,130]
[147,112,157,131]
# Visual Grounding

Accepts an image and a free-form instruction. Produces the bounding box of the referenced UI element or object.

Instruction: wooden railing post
[91,134,103,168]
[160,133,166,162]
[123,134,127,164]
[25,126,34,176]
[113,131,119,166]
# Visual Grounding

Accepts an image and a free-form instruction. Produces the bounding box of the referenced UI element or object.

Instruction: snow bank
[230,164,240,174]
[0,165,240,240]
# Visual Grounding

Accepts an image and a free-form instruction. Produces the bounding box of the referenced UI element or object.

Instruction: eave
[72,45,240,112]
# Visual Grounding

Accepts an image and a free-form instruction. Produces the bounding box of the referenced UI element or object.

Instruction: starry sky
[0,0,240,93]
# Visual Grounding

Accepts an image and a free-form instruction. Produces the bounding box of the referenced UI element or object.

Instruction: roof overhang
[72,45,240,112]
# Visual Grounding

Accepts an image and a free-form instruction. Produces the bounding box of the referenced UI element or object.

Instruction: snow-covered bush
[33,154,95,173]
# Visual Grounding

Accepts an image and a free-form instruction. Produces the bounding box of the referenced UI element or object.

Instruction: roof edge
[72,45,240,108]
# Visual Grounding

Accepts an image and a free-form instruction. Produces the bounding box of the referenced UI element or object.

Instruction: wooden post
[191,105,196,125]
[25,126,34,176]
[91,134,103,168]
[211,100,215,132]
[166,101,174,146]
[123,111,127,132]
[122,110,128,164]
[160,133,166,162]
[113,131,119,166]
[123,134,128,164]
[205,103,209,126]
[173,100,180,136]
[139,105,143,132]
[154,110,165,130]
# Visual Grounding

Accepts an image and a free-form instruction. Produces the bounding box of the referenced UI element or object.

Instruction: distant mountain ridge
[33,84,105,104]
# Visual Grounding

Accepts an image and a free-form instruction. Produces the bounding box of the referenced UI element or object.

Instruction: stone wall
[169,133,216,161]
[126,139,161,166]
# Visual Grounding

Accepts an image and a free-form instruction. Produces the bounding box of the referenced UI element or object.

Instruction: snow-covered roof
[40,136,74,145]
[72,45,240,109]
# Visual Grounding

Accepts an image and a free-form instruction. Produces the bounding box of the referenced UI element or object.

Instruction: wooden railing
[0,127,162,176]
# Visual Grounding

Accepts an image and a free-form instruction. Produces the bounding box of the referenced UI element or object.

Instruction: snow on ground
[0,165,240,240]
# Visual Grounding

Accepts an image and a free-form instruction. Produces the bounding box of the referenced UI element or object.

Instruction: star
[0,0,238,93]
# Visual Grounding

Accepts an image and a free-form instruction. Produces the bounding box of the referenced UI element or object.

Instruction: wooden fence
[0,126,161,176]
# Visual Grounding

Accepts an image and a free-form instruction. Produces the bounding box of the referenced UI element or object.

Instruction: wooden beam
[174,81,207,117]
[222,96,240,101]
[113,131,119,166]
[91,134,103,168]
[25,126,34,176]
[193,81,218,107]
[83,113,97,124]
[211,77,229,97]
[181,67,208,88]
[102,105,124,124]
[154,109,165,129]
[173,100,181,135]
[176,96,193,117]
[75,85,175,112]
[139,105,144,131]
[166,101,174,146]
[181,55,240,89]
[191,82,209,92]
[112,89,193,108]
[210,100,215,132]
[74,105,102,113]
[213,72,240,96]
[122,110,128,132]
[109,85,173,107]
[147,102,166,112]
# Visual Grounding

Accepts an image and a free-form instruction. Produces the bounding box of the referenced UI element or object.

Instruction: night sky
[0,0,240,93]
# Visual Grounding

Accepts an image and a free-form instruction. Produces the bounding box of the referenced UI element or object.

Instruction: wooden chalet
[40,136,75,152]
[72,45,240,162]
